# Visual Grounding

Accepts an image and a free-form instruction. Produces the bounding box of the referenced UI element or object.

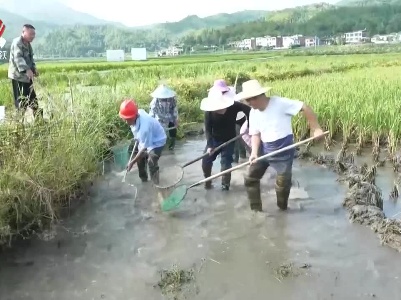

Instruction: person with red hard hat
[119,99,166,183]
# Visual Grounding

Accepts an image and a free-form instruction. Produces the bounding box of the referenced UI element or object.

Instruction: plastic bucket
[111,142,130,170]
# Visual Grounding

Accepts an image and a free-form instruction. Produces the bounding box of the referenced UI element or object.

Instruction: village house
[344,29,369,44]
[157,46,183,56]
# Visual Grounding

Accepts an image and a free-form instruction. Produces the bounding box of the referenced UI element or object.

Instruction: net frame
[153,165,184,207]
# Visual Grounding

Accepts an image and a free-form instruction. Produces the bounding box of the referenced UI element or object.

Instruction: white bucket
[0,106,5,123]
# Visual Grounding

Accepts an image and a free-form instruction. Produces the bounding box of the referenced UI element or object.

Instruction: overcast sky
[62,0,339,27]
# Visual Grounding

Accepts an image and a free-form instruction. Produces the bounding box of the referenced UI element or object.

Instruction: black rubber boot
[244,177,262,211]
[275,174,292,210]
[168,137,176,150]
[221,172,231,191]
[137,157,148,182]
[202,164,213,189]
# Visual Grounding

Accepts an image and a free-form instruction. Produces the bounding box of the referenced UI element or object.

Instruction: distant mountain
[336,0,401,5]
[266,2,334,23]
[0,9,57,40]
[150,10,268,36]
[0,0,125,26]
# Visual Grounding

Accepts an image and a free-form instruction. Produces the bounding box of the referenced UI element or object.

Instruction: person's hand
[249,151,258,165]
[26,69,34,80]
[312,127,324,140]
[126,159,135,172]
[206,148,213,155]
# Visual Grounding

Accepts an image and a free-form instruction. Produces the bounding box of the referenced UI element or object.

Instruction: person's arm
[172,97,178,125]
[204,112,213,148]
[248,109,260,159]
[29,44,37,75]
[300,103,321,132]
[12,42,30,73]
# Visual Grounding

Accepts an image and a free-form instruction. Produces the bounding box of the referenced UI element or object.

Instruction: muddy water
[1,138,401,300]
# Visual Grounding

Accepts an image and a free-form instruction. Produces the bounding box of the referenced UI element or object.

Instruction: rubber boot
[275,174,292,210]
[168,137,176,150]
[234,144,240,163]
[151,170,160,185]
[244,177,262,211]
[137,157,148,182]
[202,164,213,189]
[221,172,231,191]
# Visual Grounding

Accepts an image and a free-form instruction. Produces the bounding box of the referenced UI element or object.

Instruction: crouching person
[119,99,167,184]
[200,83,250,191]
[149,84,178,150]
[235,80,323,211]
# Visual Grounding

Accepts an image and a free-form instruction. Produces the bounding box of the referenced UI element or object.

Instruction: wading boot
[138,158,148,182]
[151,170,160,185]
[244,177,262,211]
[202,164,213,189]
[275,174,292,210]
[221,172,231,191]
[168,137,176,150]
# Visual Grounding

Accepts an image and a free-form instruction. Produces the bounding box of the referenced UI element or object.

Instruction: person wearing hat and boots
[235,79,324,211]
[201,80,251,191]
[149,84,178,150]
[119,99,167,184]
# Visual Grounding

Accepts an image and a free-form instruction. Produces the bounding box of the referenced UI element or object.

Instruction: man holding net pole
[119,99,167,184]
[235,80,324,212]
[200,79,251,191]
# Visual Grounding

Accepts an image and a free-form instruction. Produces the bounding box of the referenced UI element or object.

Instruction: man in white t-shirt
[235,79,323,211]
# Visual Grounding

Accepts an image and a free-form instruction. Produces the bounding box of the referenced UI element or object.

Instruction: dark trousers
[167,121,177,149]
[244,150,294,211]
[234,124,247,162]
[202,139,235,187]
[11,79,42,117]
[129,141,164,183]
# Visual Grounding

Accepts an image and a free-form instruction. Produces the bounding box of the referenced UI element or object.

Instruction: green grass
[1,48,401,246]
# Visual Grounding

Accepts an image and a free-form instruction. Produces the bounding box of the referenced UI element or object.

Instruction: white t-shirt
[248,96,303,142]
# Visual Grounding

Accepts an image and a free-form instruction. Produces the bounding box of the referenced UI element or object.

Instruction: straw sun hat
[200,88,235,111]
[151,84,176,99]
[235,79,272,101]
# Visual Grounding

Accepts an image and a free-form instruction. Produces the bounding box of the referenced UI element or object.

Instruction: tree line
[33,5,401,57]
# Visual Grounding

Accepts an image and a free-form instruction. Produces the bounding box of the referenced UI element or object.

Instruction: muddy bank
[1,138,401,299]
[298,142,401,253]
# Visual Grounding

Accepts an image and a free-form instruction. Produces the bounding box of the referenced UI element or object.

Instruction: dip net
[153,165,184,210]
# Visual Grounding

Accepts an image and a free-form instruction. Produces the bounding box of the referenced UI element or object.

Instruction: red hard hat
[119,99,138,119]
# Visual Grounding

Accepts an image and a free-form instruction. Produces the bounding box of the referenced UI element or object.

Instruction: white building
[131,48,147,60]
[344,29,368,43]
[106,50,124,62]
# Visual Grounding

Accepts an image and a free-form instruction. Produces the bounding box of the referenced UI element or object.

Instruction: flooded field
[1,137,401,299]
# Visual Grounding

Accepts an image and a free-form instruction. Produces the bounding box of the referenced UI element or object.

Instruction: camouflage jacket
[8,36,36,83]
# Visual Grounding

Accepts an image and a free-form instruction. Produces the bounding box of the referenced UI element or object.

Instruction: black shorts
[11,79,38,110]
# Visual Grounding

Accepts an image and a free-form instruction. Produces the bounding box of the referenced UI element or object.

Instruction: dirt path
[1,137,401,299]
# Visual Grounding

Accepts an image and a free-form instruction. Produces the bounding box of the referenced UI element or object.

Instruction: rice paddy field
[1,50,401,246]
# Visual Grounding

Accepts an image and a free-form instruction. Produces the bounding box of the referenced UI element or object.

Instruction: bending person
[235,80,323,211]
[119,99,167,184]
[201,81,250,191]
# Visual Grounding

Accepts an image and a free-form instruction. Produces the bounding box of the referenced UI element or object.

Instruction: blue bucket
[111,141,130,170]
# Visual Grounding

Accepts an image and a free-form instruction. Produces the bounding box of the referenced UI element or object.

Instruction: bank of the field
[1,51,401,247]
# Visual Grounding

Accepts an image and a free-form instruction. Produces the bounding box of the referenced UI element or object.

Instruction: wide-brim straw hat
[235,79,272,101]
[150,84,176,99]
[200,89,235,111]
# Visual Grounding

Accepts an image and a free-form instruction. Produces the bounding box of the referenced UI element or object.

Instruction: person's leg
[11,80,29,116]
[147,146,164,184]
[27,83,43,119]
[201,143,220,189]
[268,152,294,210]
[220,142,235,191]
[244,159,269,211]
[134,144,148,182]
[168,121,177,150]
[234,124,241,163]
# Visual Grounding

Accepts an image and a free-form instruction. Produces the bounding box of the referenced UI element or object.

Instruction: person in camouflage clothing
[8,24,42,118]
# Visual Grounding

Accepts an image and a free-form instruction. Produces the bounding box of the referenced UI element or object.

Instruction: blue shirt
[130,109,167,151]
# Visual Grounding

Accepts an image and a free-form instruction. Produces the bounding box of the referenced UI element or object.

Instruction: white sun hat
[150,84,176,99]
[200,89,235,111]
[235,79,272,101]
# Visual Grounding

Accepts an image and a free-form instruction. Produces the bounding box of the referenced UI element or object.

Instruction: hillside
[266,2,334,23]
[151,10,268,36]
[0,0,123,26]
[337,0,401,5]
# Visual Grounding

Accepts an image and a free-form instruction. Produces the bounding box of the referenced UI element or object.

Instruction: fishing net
[160,185,188,212]
[153,165,184,209]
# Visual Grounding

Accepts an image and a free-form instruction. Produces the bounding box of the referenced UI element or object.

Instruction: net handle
[182,132,245,168]
[189,131,329,188]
